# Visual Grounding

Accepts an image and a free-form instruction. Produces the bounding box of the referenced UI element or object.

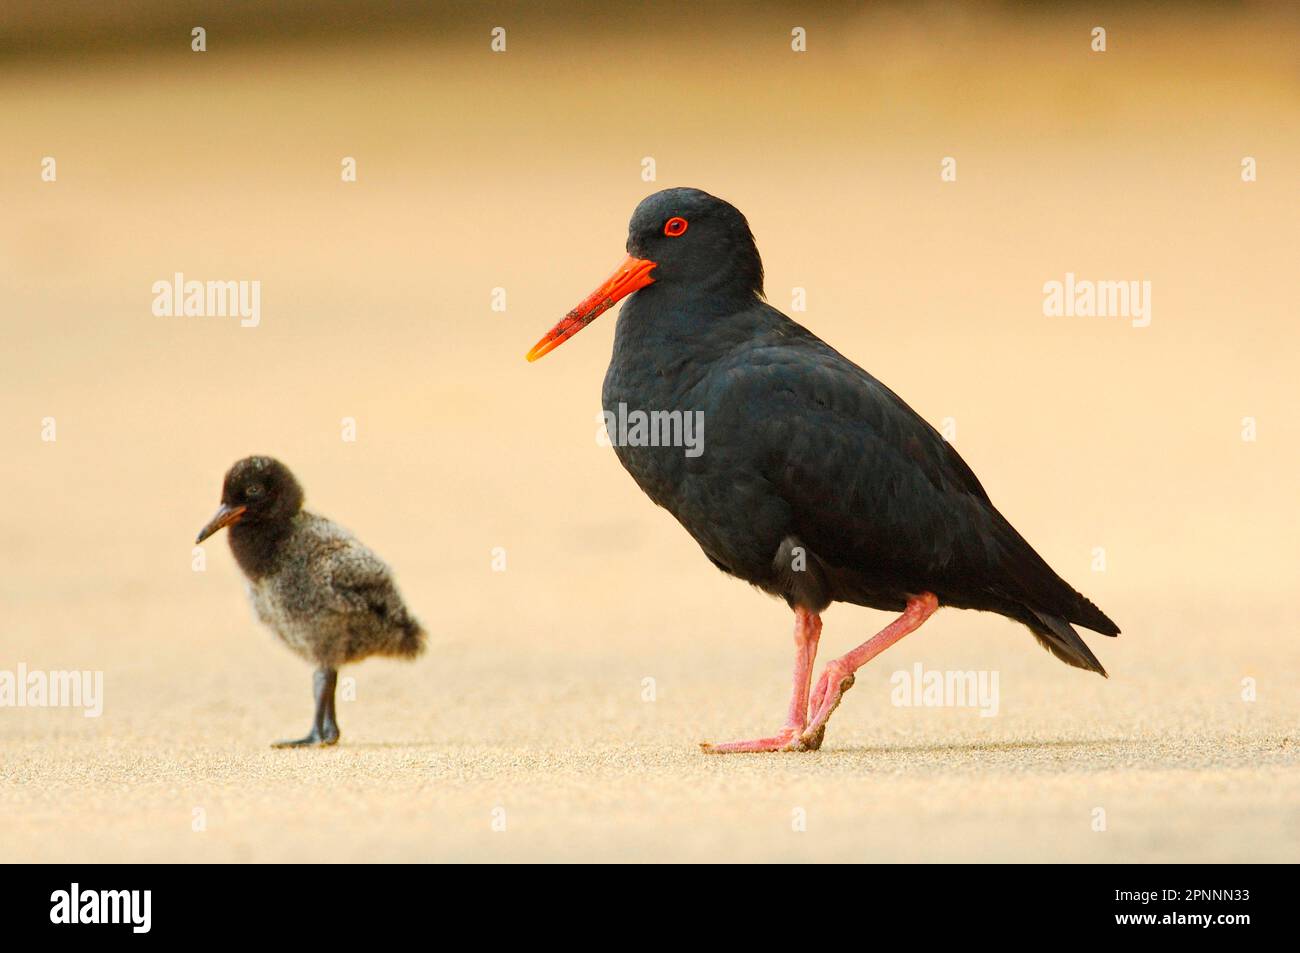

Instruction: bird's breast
[600,356,794,590]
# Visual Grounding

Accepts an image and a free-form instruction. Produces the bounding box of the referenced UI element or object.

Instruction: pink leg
[700,608,822,754]
[801,593,938,748]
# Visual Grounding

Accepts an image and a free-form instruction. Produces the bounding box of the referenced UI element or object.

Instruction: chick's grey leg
[272,666,340,748]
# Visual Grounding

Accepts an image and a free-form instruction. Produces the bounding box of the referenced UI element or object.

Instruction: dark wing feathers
[714,342,988,580]
[321,545,396,614]
[319,543,426,656]
[711,324,1118,670]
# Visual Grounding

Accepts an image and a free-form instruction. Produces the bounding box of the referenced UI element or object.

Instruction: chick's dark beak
[195,503,247,544]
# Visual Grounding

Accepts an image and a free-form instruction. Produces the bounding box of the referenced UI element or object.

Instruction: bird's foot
[801,665,855,748]
[700,726,810,754]
[271,728,339,749]
[800,724,828,751]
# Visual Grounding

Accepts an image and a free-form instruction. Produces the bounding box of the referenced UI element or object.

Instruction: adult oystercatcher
[196,456,425,747]
[527,187,1121,754]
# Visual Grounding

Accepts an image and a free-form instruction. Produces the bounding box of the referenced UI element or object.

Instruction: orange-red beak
[195,503,247,544]
[526,255,656,362]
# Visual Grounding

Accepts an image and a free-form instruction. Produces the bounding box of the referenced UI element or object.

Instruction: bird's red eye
[664,217,688,237]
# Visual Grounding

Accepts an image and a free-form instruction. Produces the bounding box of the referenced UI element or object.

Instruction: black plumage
[529,187,1119,752]
[196,456,425,747]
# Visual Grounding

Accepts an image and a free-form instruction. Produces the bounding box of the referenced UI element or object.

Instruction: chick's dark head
[196,456,304,543]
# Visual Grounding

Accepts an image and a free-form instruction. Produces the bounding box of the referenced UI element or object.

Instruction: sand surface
[1,6,1297,862]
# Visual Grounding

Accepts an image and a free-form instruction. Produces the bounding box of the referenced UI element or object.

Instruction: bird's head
[195,456,304,544]
[526,187,763,361]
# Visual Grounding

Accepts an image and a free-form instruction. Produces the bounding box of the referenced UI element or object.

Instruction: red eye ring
[663,216,688,237]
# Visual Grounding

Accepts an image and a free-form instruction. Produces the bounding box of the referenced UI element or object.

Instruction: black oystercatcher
[196,456,425,747]
[527,187,1120,753]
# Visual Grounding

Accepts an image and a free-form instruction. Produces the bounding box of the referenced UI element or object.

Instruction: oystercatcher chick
[527,187,1120,753]
[196,456,425,747]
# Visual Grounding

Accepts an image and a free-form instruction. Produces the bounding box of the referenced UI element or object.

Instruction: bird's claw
[699,727,809,754]
[271,729,339,749]
[800,671,855,749]
[799,725,827,751]
[698,671,855,754]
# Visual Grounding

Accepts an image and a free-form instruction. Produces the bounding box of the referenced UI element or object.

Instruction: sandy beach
[1,3,1297,862]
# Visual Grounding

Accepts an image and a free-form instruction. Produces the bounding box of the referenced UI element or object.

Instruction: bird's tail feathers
[389,616,427,659]
[1069,595,1120,637]
[992,514,1121,638]
[1025,609,1107,677]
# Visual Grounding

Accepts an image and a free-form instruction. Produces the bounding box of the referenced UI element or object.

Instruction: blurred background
[1,2,1297,862]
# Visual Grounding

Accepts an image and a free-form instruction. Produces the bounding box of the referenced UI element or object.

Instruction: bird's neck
[228,515,296,580]
[609,288,781,382]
